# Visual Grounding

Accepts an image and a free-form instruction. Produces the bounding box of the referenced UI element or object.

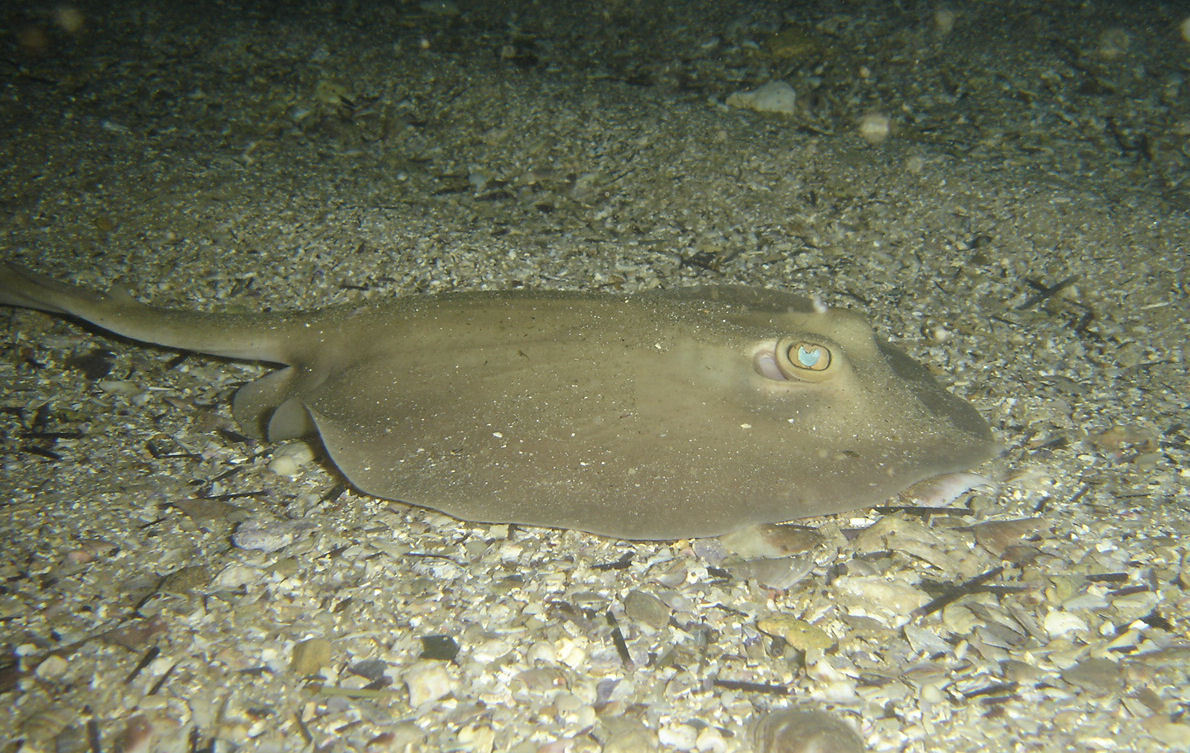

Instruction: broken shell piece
[897,472,993,507]
[750,709,865,753]
[720,523,826,558]
[967,517,1043,557]
[269,441,316,477]
[726,554,815,590]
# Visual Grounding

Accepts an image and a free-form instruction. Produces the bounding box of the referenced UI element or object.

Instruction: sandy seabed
[1,1,1188,751]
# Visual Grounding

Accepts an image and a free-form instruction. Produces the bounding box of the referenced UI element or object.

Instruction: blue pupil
[797,345,821,368]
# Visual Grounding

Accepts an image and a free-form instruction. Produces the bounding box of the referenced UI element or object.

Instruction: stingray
[0,264,997,539]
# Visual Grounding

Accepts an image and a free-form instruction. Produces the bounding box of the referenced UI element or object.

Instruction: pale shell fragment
[725,81,797,115]
[832,575,929,627]
[1042,609,1089,638]
[750,709,865,753]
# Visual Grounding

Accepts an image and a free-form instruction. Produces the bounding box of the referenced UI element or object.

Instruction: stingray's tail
[0,263,298,364]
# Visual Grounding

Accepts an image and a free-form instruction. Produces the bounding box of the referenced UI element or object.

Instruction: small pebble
[758,615,832,652]
[35,654,70,680]
[624,589,671,630]
[349,659,388,682]
[404,661,453,706]
[419,634,460,661]
[98,379,144,398]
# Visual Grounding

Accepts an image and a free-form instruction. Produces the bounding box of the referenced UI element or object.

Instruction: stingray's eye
[753,338,839,382]
[790,342,829,371]
[771,338,835,382]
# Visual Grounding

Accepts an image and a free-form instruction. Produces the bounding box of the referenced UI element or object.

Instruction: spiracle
[749,709,865,753]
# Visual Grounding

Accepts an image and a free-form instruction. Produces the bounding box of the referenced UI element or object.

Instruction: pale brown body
[0,265,996,539]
